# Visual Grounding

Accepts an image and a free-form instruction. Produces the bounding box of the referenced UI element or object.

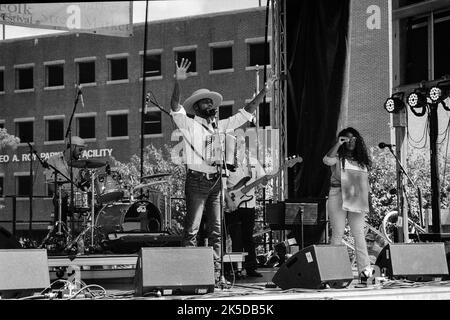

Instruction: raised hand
[175,58,191,80]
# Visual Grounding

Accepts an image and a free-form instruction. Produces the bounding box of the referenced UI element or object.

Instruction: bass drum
[95,200,163,236]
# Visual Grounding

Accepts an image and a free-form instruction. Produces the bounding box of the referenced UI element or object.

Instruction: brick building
[0,7,273,233]
[0,3,414,234]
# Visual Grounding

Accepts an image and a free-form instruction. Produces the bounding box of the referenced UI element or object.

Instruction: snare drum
[95,200,163,236]
[68,191,90,212]
[95,171,124,204]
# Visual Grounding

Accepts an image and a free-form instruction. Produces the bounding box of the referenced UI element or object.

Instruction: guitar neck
[241,173,276,194]
[237,156,301,194]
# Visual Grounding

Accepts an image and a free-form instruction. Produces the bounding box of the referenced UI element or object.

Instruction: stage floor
[45,261,450,300]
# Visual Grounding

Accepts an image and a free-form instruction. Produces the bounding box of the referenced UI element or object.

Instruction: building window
[0,69,4,92]
[46,64,64,87]
[0,176,4,197]
[77,61,95,84]
[404,17,428,84]
[77,116,95,139]
[46,118,64,142]
[258,102,271,127]
[15,66,34,90]
[108,114,128,137]
[16,175,31,197]
[402,10,450,84]
[211,46,233,71]
[16,121,34,143]
[143,108,162,135]
[143,54,162,77]
[248,42,270,67]
[46,184,54,197]
[219,105,233,120]
[434,12,450,80]
[0,122,4,129]
[175,50,196,72]
[109,57,128,81]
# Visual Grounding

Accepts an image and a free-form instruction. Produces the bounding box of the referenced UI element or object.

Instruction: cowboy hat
[182,88,223,113]
[70,136,87,147]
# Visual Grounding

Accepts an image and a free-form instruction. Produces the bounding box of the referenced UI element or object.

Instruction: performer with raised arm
[170,58,274,284]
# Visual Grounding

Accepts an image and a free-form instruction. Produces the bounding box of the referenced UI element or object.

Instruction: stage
[40,253,450,300]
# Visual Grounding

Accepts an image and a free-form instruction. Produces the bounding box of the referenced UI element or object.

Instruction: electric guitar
[226,155,303,209]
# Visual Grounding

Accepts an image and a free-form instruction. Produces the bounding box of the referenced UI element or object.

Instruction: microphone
[211,119,217,129]
[379,142,395,149]
[76,84,85,108]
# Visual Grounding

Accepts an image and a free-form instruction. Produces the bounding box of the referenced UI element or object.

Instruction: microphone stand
[30,146,78,249]
[385,145,425,232]
[27,143,33,240]
[212,119,230,289]
[65,85,82,237]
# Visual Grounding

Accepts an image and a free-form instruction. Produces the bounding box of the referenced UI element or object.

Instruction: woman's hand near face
[338,136,349,145]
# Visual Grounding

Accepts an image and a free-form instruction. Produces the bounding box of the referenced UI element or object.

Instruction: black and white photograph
[1,0,450,308]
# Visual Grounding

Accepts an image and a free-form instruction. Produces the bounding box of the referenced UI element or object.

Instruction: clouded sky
[1,0,261,39]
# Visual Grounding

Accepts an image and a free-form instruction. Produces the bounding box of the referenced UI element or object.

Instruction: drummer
[43,136,88,225]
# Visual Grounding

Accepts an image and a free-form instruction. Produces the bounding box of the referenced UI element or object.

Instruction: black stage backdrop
[286,0,350,199]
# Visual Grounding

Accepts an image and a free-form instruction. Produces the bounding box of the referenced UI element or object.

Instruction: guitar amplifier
[266,198,326,227]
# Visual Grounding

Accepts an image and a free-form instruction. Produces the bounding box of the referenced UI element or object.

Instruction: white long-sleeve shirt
[171,105,253,173]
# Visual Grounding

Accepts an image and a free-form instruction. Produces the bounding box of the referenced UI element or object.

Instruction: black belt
[188,169,220,180]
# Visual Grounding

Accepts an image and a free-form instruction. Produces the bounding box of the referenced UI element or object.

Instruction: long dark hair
[337,127,371,169]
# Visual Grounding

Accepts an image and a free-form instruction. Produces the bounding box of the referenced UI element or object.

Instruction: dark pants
[225,207,258,272]
[183,170,222,270]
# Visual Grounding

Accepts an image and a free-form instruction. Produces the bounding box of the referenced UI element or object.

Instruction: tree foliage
[110,144,186,232]
[0,128,20,151]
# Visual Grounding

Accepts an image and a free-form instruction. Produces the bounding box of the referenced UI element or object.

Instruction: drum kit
[40,158,172,255]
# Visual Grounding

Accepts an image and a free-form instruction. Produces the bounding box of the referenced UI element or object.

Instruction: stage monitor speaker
[134,247,215,296]
[272,245,353,289]
[0,249,50,298]
[0,226,21,249]
[375,243,449,281]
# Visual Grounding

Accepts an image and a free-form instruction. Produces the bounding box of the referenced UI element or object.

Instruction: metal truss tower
[271,0,288,201]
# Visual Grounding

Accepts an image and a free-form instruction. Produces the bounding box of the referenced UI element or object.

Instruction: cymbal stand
[39,177,71,249]
[64,169,97,254]
[57,183,63,235]
[90,169,95,248]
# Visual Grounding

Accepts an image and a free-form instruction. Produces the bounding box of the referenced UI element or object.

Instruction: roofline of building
[0,6,264,44]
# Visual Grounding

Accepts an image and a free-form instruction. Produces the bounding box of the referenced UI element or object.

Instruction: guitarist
[224,152,266,278]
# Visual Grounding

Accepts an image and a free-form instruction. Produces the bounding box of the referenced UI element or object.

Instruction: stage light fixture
[407,90,427,108]
[407,89,428,117]
[428,80,450,109]
[428,86,442,102]
[383,93,405,114]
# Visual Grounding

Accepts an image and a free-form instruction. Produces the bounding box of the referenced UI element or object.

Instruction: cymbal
[140,173,172,181]
[70,159,107,168]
